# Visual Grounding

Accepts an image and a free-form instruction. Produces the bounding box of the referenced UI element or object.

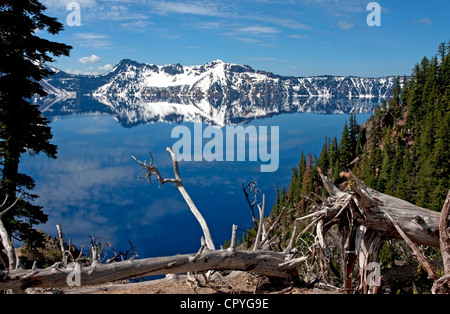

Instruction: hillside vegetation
[242,42,450,293]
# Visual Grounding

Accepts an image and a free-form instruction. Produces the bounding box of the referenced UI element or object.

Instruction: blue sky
[40,0,450,77]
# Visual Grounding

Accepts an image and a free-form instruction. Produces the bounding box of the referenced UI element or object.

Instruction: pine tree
[298,151,306,183]
[302,153,314,196]
[355,128,364,156]
[355,42,450,209]
[0,0,72,250]
[348,114,359,156]
[318,136,329,171]
[390,76,402,119]
[338,121,352,171]
[329,136,340,180]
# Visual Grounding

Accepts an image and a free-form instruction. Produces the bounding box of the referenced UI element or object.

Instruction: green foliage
[257,41,450,292]
[354,42,450,211]
[0,0,72,256]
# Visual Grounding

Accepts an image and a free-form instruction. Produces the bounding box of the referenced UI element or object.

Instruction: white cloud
[42,0,97,9]
[65,68,82,75]
[151,1,221,16]
[337,20,354,30]
[98,64,113,72]
[258,17,310,31]
[73,33,112,49]
[413,18,432,25]
[297,0,367,15]
[236,25,281,34]
[78,54,104,64]
[120,20,153,32]
[233,37,261,43]
[97,4,149,21]
[74,33,107,40]
[290,34,309,39]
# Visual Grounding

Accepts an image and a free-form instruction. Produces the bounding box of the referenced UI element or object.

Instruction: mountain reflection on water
[37,94,381,127]
[22,96,375,259]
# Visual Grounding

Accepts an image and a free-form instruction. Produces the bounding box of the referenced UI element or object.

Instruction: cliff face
[37,59,396,127]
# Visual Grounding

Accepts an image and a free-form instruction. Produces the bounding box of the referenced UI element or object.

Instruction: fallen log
[0,248,306,291]
[297,168,449,293]
[340,170,442,247]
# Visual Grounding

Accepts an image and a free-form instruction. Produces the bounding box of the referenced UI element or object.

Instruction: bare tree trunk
[439,191,450,275]
[253,194,265,250]
[0,218,15,271]
[432,191,450,294]
[319,169,444,248]
[133,148,215,250]
[300,169,450,293]
[383,210,437,280]
[0,249,306,291]
[0,195,21,271]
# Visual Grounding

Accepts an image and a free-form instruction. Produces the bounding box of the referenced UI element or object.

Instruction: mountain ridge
[37,59,397,127]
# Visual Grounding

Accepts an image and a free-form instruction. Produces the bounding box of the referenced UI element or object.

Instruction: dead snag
[299,168,449,293]
[132,148,215,250]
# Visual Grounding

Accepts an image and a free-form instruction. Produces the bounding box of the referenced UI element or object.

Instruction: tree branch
[0,249,304,290]
[439,190,450,275]
[133,148,215,250]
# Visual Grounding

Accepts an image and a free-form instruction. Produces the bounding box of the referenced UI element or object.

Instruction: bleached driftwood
[432,191,450,294]
[293,168,450,293]
[0,248,306,291]
[132,148,215,250]
[0,195,21,271]
[0,148,307,293]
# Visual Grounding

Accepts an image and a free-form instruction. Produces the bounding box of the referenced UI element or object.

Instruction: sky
[39,0,450,78]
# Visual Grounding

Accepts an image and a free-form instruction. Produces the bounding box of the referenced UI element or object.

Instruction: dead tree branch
[0,248,306,291]
[242,182,260,229]
[432,190,450,294]
[439,190,450,275]
[296,168,449,293]
[132,148,215,250]
[382,210,437,280]
[259,206,286,250]
[0,194,21,271]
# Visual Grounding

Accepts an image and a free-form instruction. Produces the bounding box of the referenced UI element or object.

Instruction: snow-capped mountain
[36,59,396,127]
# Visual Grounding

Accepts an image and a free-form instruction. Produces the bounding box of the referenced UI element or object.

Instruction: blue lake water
[20,112,371,259]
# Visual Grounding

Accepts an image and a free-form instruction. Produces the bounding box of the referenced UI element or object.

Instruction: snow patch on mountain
[37,59,396,126]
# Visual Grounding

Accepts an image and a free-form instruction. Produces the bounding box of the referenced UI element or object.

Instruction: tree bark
[432,191,450,294]
[439,191,450,275]
[133,148,215,250]
[0,195,21,270]
[318,169,444,248]
[0,249,306,291]
[0,218,15,271]
[307,169,450,293]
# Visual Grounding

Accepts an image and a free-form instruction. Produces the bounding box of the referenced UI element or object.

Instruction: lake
[20,108,372,259]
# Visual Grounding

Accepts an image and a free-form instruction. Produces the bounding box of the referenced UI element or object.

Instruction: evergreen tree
[348,114,359,156]
[0,1,72,251]
[298,151,306,183]
[390,76,402,119]
[318,136,329,171]
[354,42,450,210]
[338,121,352,171]
[302,153,314,196]
[264,41,449,278]
[329,136,340,180]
